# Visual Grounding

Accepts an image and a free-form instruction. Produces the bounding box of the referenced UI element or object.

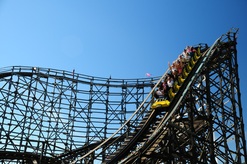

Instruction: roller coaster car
[151,98,170,109]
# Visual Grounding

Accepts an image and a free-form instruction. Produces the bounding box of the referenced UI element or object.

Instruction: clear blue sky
[0,1,247,135]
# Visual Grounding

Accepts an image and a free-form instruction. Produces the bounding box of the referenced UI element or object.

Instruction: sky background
[0,1,246,139]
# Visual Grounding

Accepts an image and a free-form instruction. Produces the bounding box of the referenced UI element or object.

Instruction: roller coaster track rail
[71,27,246,164]
[0,28,245,164]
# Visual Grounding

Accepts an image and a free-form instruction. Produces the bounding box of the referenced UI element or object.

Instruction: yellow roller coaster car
[151,98,170,109]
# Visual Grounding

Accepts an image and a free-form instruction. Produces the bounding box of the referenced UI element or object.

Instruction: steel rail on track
[104,106,159,163]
